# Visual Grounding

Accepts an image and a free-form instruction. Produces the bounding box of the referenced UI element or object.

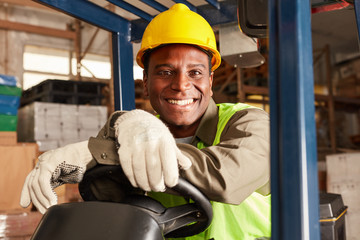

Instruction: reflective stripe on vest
[151,103,271,240]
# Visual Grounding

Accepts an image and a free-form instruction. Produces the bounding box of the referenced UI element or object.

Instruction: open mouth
[167,99,194,106]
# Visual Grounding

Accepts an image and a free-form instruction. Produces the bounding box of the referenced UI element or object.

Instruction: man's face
[143,44,213,136]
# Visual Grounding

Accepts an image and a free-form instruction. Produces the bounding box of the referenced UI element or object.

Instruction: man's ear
[143,70,149,97]
[209,71,214,97]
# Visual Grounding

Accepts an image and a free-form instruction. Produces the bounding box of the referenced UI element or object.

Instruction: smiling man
[20,4,271,240]
[143,44,213,138]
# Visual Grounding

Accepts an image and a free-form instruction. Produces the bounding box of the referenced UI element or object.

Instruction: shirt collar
[192,98,218,146]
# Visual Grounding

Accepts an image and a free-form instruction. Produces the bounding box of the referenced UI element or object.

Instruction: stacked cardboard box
[0,75,42,238]
[0,144,39,212]
[326,152,360,240]
[336,74,360,97]
[336,58,360,97]
[17,102,107,151]
[0,141,41,239]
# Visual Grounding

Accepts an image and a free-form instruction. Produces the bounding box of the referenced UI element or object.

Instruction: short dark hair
[142,44,213,76]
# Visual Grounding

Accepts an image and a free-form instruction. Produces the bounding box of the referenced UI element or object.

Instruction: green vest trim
[151,103,271,240]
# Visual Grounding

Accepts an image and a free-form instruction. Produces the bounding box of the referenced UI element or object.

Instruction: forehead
[149,44,209,62]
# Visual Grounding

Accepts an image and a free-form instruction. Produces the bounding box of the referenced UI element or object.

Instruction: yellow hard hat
[136,3,221,71]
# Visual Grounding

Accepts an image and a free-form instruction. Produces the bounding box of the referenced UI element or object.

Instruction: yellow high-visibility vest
[151,103,271,240]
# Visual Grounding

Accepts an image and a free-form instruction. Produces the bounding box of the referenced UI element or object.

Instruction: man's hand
[20,141,93,214]
[114,110,192,192]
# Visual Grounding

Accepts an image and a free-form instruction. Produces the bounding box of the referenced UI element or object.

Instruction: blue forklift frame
[32,0,360,239]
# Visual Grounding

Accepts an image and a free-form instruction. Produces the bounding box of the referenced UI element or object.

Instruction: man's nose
[170,73,191,91]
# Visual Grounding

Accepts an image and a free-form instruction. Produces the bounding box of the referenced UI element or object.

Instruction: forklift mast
[32,0,360,239]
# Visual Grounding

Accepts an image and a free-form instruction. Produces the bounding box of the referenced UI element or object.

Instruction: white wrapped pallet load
[18,102,61,142]
[60,104,79,140]
[18,102,107,151]
[78,105,107,141]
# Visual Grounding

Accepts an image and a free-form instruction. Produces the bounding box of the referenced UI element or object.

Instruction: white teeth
[167,99,194,106]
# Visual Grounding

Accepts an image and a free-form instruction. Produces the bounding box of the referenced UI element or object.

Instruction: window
[71,53,111,79]
[23,45,112,90]
[23,45,71,90]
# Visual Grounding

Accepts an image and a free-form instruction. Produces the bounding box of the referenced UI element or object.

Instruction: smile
[167,99,194,106]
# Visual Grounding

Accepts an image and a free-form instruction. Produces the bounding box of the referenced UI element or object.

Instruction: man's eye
[158,70,172,76]
[189,70,202,77]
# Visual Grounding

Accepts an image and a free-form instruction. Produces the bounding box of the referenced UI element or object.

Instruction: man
[20,3,271,239]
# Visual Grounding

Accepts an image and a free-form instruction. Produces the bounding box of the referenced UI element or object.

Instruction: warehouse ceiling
[1,0,359,64]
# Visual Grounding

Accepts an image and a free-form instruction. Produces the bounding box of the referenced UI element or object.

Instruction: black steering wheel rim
[78,164,213,238]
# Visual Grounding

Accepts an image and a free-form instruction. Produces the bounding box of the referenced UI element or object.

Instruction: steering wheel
[78,164,213,238]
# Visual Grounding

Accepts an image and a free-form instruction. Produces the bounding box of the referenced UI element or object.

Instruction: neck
[167,122,200,138]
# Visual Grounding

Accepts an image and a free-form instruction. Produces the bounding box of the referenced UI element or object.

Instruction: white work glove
[20,141,93,214]
[114,110,192,192]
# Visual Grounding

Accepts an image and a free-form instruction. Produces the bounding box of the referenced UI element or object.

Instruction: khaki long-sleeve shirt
[88,98,270,205]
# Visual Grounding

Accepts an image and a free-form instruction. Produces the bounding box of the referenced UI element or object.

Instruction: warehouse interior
[0,0,359,239]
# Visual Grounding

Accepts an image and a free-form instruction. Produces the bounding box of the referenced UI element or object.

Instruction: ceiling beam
[0,19,76,39]
[0,0,55,12]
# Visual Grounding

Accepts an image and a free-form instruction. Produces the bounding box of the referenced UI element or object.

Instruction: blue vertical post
[268,0,320,239]
[112,31,135,111]
[355,0,360,43]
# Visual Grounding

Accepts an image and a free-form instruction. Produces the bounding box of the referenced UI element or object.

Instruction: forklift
[30,0,359,239]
